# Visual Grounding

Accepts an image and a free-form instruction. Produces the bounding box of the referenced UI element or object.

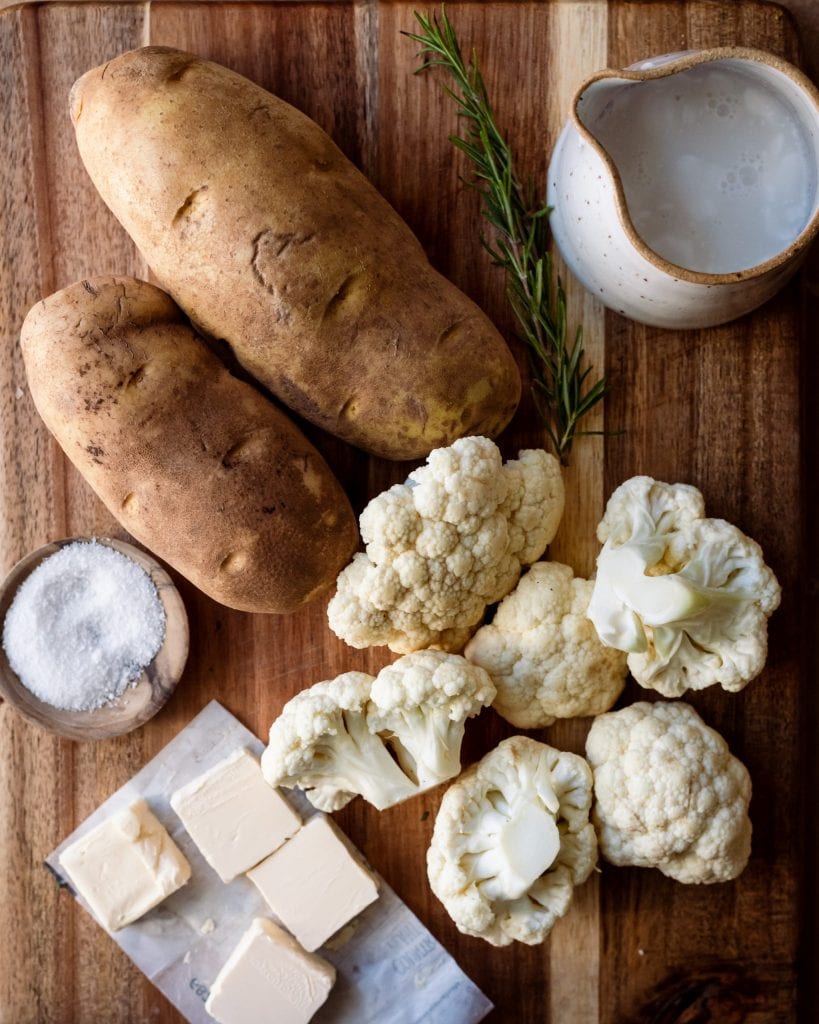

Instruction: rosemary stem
[406,6,609,465]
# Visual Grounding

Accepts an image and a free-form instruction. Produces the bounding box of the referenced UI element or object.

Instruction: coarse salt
[2,541,166,711]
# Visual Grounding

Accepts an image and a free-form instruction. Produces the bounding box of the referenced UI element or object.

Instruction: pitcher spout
[548,47,819,329]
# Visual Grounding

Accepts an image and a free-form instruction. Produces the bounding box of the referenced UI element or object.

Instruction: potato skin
[70,47,521,460]
[20,277,358,614]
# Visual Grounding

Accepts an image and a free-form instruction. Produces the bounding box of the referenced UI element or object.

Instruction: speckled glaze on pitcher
[547,47,819,329]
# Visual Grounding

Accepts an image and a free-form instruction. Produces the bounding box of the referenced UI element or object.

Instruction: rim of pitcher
[569,46,819,285]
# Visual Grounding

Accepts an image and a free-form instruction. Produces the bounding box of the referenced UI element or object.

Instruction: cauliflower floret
[587,476,781,697]
[585,701,752,884]
[427,736,597,946]
[262,654,493,812]
[328,437,565,653]
[260,672,419,812]
[465,562,628,727]
[369,650,496,788]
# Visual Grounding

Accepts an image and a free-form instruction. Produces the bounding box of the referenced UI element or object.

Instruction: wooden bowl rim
[0,536,189,742]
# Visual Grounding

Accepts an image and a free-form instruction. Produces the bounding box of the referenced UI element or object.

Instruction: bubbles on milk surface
[587,63,816,273]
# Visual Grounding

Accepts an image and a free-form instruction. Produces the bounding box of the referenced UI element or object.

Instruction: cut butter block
[59,798,190,932]
[170,747,301,882]
[247,815,379,951]
[205,917,335,1024]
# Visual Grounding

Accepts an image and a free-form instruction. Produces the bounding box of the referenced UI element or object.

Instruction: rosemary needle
[406,7,609,465]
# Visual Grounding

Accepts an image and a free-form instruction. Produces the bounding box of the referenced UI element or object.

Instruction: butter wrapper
[46,700,493,1024]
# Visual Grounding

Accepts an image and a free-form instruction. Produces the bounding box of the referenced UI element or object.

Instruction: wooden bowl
[0,537,189,741]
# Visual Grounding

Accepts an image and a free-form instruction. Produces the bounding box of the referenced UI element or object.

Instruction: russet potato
[69,47,521,460]
[21,277,358,614]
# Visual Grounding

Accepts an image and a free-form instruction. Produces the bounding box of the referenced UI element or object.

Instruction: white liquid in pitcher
[586,63,817,273]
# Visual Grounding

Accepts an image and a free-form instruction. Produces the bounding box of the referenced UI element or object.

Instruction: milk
[584,63,817,273]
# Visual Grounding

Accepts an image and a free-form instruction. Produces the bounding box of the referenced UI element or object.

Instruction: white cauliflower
[260,672,417,812]
[368,650,496,789]
[585,701,752,884]
[328,436,565,653]
[427,736,597,946]
[465,562,628,727]
[261,653,495,811]
[587,476,781,697]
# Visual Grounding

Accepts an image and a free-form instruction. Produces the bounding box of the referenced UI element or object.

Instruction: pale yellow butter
[170,747,301,882]
[59,798,190,932]
[205,917,335,1024]
[247,815,379,951]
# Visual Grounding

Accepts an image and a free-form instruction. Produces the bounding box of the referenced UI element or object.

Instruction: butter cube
[170,748,301,882]
[247,815,379,951]
[59,798,190,932]
[205,918,335,1024]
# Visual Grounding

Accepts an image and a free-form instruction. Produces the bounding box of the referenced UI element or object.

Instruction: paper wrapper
[46,700,493,1024]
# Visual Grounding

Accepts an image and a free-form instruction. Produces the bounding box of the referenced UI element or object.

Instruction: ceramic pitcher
[547,48,819,329]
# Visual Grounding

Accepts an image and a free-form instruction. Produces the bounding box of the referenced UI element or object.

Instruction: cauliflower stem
[263,654,495,812]
[379,708,466,789]
[427,736,597,946]
[587,476,781,697]
[311,706,420,812]
[368,649,496,789]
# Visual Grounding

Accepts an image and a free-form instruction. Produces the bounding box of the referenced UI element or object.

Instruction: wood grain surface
[0,2,812,1023]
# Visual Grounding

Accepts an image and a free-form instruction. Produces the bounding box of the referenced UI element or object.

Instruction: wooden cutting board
[0,2,812,1022]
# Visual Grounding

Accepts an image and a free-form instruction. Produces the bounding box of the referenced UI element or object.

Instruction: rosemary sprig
[405,7,608,465]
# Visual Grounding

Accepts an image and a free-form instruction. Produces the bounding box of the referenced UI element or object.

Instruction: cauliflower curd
[465,562,628,727]
[328,437,565,653]
[261,651,495,811]
[587,476,781,697]
[427,736,596,946]
[586,701,752,884]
